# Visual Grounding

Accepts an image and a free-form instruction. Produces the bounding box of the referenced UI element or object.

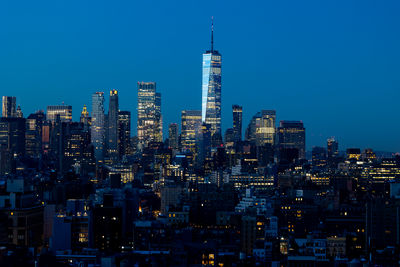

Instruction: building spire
[211,16,214,53]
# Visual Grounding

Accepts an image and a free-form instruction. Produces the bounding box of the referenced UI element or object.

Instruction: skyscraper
[0,117,26,157]
[91,92,105,163]
[168,123,179,150]
[2,96,16,118]
[327,137,339,159]
[202,18,222,138]
[25,111,45,158]
[246,110,276,147]
[137,82,162,150]
[108,89,119,158]
[232,105,242,142]
[47,105,72,123]
[16,105,23,118]
[181,110,202,152]
[155,92,163,142]
[118,111,131,157]
[80,105,90,125]
[277,121,306,161]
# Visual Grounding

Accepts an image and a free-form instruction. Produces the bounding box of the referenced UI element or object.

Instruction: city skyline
[1,0,399,152]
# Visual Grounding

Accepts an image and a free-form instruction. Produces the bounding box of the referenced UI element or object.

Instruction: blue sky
[0,0,399,151]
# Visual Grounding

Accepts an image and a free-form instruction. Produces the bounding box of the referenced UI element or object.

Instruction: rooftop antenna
[211,16,214,53]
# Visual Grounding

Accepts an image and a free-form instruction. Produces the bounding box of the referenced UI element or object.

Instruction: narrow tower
[201,17,222,140]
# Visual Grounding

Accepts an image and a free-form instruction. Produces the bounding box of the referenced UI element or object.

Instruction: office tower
[0,117,26,157]
[16,105,23,118]
[202,19,222,137]
[327,137,339,159]
[312,146,327,168]
[25,111,45,158]
[246,110,276,147]
[181,110,202,152]
[60,122,93,174]
[118,111,131,157]
[232,105,242,142]
[168,123,179,150]
[155,92,163,142]
[46,105,72,123]
[277,121,306,161]
[91,92,105,163]
[137,82,162,150]
[2,96,16,118]
[108,89,119,158]
[80,104,91,127]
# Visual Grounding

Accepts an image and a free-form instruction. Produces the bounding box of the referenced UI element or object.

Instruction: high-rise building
[108,89,119,158]
[181,110,202,152]
[60,122,93,174]
[168,123,179,150]
[0,117,26,157]
[202,19,222,138]
[47,105,72,123]
[16,105,23,118]
[2,96,16,118]
[80,105,91,127]
[232,105,242,142]
[277,121,306,161]
[327,137,339,159]
[118,111,131,157]
[137,82,162,150]
[246,110,276,147]
[155,92,163,142]
[91,92,105,163]
[25,111,45,158]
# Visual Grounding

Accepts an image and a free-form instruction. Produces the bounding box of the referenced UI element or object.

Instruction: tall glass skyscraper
[137,82,162,150]
[232,105,242,142]
[91,92,105,163]
[181,110,202,153]
[108,89,119,159]
[1,96,16,118]
[202,19,222,137]
[118,110,131,157]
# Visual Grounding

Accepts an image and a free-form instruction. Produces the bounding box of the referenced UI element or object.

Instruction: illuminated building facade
[181,110,202,152]
[108,89,119,158]
[2,96,16,118]
[118,111,131,157]
[47,105,72,123]
[137,82,162,150]
[246,110,276,147]
[91,92,105,163]
[346,148,361,160]
[202,19,222,138]
[232,105,242,142]
[277,121,306,160]
[80,104,91,130]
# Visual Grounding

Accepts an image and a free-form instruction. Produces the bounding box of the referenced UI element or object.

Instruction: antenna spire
[211,16,214,53]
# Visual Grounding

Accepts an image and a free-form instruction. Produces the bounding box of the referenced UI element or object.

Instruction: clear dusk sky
[0,0,399,152]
